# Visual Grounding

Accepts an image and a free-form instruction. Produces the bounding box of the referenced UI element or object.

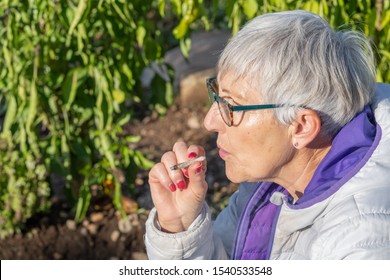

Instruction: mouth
[217,144,230,159]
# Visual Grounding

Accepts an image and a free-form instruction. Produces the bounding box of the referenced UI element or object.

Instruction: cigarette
[170,156,206,171]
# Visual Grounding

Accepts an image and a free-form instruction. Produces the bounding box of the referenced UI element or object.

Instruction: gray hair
[218,10,377,137]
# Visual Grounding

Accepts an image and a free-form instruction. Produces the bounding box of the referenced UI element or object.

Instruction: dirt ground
[0,100,238,260]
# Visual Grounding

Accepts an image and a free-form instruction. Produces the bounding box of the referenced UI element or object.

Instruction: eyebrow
[220,86,246,101]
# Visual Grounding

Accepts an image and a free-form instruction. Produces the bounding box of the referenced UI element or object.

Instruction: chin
[225,167,244,183]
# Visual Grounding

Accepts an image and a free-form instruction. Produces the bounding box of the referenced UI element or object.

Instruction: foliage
[166,0,389,82]
[0,0,173,237]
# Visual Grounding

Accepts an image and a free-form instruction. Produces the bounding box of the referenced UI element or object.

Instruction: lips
[217,143,230,159]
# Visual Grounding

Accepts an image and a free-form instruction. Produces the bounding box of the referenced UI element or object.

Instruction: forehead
[217,72,259,101]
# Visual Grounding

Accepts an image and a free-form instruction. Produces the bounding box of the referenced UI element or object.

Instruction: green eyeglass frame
[206,77,285,126]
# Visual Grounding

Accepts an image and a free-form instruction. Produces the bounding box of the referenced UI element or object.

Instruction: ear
[289,109,322,149]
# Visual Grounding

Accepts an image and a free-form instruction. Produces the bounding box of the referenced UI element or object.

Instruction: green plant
[0,0,176,237]
[168,0,389,82]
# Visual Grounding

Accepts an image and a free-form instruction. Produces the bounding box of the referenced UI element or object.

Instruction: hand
[148,142,208,233]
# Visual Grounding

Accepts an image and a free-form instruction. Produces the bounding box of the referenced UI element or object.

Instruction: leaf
[134,150,154,170]
[125,135,141,143]
[179,37,192,59]
[158,0,165,17]
[100,133,116,169]
[136,25,146,47]
[74,182,92,222]
[2,95,17,133]
[63,69,78,111]
[26,78,38,135]
[171,0,182,15]
[173,18,190,39]
[112,89,126,104]
[242,0,258,19]
[381,10,390,31]
[67,0,88,45]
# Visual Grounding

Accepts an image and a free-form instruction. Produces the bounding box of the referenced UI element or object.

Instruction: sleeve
[144,182,257,260]
[144,203,229,259]
[315,212,390,259]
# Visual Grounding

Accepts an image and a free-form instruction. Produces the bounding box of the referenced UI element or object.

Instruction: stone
[80,227,88,236]
[65,219,76,231]
[164,30,230,107]
[110,230,120,243]
[118,218,133,234]
[165,30,230,89]
[179,68,215,106]
[187,115,201,129]
[131,252,148,260]
[53,252,63,260]
[90,212,104,223]
[87,224,98,235]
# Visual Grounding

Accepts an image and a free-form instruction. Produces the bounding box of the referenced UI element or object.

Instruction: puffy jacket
[144,83,390,259]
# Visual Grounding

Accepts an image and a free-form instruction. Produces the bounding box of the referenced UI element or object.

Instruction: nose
[204,102,224,132]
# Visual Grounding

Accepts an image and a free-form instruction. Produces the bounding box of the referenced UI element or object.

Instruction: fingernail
[169,183,176,192]
[195,164,203,174]
[188,152,197,159]
[177,180,186,190]
[184,169,189,178]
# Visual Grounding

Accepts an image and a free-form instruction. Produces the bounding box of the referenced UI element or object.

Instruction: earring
[294,143,299,148]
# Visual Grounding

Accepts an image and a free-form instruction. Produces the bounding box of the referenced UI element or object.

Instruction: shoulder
[372,83,390,121]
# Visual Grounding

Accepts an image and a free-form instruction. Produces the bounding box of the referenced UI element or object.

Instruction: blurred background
[0,0,389,259]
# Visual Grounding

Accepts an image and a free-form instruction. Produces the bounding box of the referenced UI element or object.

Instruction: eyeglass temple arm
[233,104,284,112]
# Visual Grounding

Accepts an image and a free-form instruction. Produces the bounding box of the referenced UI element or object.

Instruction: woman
[144,10,390,259]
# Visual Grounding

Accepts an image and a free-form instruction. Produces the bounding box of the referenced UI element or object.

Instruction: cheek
[244,113,265,127]
[225,113,290,182]
[224,114,270,182]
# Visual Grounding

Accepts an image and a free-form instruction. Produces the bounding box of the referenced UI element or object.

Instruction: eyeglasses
[206,77,285,127]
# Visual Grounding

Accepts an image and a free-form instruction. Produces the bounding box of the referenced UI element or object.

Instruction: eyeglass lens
[208,79,233,126]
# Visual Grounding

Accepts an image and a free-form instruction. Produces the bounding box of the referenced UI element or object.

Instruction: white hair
[218,10,377,137]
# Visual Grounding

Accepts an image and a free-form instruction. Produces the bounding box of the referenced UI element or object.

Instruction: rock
[135,177,144,186]
[187,115,201,129]
[87,224,98,235]
[80,227,88,236]
[122,196,138,214]
[90,212,104,223]
[179,68,215,106]
[53,252,63,260]
[118,218,133,234]
[110,230,120,243]
[66,219,76,231]
[165,30,230,89]
[82,219,89,227]
[164,30,230,107]
[131,252,148,260]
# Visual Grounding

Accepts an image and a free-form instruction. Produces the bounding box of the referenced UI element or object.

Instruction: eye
[220,95,240,106]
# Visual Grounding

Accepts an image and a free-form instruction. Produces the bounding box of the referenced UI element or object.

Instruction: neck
[274,144,332,201]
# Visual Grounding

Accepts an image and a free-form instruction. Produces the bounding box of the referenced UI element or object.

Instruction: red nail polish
[184,169,189,177]
[195,165,202,174]
[169,183,176,192]
[188,152,197,159]
[177,180,186,190]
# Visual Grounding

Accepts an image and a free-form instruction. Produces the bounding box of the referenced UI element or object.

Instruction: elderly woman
[144,10,390,259]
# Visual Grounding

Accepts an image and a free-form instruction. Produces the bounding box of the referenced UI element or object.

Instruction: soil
[0,100,238,260]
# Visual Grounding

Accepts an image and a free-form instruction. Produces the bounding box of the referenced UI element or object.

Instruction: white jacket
[144,83,390,259]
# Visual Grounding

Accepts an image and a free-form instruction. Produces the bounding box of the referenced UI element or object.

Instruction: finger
[161,151,187,191]
[149,162,176,192]
[186,159,208,197]
[172,142,190,178]
[184,145,208,195]
[186,145,207,173]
